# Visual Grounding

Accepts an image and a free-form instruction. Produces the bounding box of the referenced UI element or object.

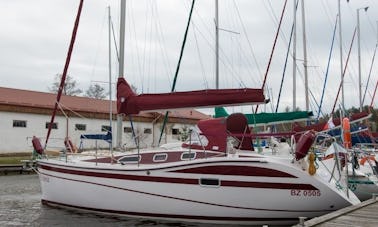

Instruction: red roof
[0,87,210,120]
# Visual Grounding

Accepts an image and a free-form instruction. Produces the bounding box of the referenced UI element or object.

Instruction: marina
[295,195,378,227]
[1,0,378,226]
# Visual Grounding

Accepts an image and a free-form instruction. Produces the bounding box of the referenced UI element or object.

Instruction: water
[0,174,232,227]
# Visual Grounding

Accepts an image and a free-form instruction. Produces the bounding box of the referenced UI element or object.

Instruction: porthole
[153,153,168,162]
[181,152,196,160]
[199,178,220,187]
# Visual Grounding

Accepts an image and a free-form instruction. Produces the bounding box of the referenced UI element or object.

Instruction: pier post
[298,216,307,226]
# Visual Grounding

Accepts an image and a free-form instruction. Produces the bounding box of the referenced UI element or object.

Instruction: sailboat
[32,1,360,225]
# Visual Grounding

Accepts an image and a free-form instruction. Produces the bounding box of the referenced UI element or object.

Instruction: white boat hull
[38,155,358,225]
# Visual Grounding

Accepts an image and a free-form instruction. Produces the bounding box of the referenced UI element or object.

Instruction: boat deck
[294,195,378,226]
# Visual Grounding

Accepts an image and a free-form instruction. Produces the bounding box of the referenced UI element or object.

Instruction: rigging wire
[154,3,174,91]
[275,21,294,113]
[232,0,264,83]
[45,0,84,147]
[127,0,144,92]
[158,0,196,145]
[362,40,378,106]
[317,15,338,120]
[89,8,107,82]
[191,23,209,89]
[331,27,357,115]
[370,80,378,108]
[255,0,288,113]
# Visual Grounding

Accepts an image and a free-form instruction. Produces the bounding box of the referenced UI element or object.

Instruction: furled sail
[117,78,267,115]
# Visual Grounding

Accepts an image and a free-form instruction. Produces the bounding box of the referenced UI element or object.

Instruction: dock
[294,196,378,226]
[0,160,36,175]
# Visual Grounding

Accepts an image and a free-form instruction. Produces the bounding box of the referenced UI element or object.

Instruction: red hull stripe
[40,199,305,222]
[39,164,317,190]
[170,165,296,178]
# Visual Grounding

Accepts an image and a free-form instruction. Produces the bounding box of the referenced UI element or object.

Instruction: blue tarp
[80,131,112,143]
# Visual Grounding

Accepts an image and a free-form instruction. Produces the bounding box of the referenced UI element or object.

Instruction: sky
[1,0,378,117]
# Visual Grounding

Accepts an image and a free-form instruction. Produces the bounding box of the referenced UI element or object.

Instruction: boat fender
[32,136,44,155]
[295,130,316,161]
[342,118,351,149]
[64,137,77,153]
[308,152,316,175]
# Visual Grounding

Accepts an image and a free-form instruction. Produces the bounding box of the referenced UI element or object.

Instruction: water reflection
[0,174,231,227]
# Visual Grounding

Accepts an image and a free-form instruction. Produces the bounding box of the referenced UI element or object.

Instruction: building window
[101,125,111,132]
[172,128,179,135]
[75,124,86,131]
[124,127,132,133]
[144,128,152,134]
[13,120,27,128]
[46,122,58,129]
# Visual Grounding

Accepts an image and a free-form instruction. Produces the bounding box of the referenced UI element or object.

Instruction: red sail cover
[117,78,266,115]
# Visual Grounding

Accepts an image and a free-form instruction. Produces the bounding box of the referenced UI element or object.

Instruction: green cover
[214,107,313,126]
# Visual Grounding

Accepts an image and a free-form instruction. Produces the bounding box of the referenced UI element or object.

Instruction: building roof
[0,87,210,121]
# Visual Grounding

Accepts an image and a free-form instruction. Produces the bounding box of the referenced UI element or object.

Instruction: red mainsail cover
[117,78,266,115]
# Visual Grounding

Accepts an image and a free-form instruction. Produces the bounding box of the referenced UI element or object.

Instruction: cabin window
[153,153,168,162]
[181,152,196,160]
[45,122,58,129]
[13,120,27,128]
[101,125,111,132]
[144,128,152,134]
[199,178,220,187]
[124,127,133,133]
[172,128,179,135]
[75,124,86,131]
[118,155,141,164]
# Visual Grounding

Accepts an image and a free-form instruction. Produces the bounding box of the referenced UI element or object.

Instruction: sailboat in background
[32,1,360,225]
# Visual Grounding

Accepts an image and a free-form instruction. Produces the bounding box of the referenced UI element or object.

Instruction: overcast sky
[1,0,378,116]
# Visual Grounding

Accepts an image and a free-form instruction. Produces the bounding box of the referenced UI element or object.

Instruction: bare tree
[85,84,107,99]
[49,74,82,96]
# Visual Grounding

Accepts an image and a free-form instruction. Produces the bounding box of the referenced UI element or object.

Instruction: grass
[0,155,33,165]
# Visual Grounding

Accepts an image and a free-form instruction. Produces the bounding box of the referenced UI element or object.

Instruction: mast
[292,0,297,111]
[116,0,126,149]
[215,0,219,89]
[338,0,345,110]
[357,6,369,111]
[108,6,113,155]
[301,0,309,112]
[357,8,362,111]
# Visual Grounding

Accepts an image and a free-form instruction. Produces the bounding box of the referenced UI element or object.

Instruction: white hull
[349,164,378,201]
[37,152,359,225]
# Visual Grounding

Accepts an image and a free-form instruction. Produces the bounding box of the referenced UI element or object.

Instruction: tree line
[49,74,109,99]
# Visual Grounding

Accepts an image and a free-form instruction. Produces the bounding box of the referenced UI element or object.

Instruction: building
[0,87,210,154]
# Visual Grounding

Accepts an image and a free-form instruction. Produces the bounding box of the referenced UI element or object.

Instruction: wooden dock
[294,196,378,227]
[0,160,36,175]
